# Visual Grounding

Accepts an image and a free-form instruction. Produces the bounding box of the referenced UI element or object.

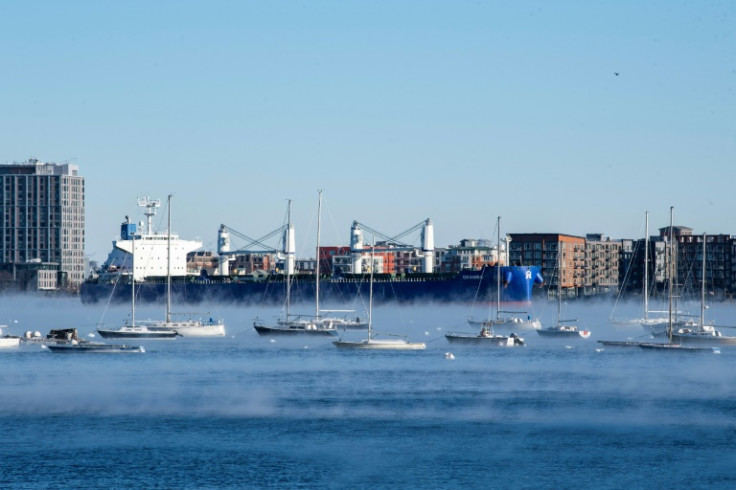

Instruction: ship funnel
[420,219,435,273]
[217,225,233,276]
[350,221,364,274]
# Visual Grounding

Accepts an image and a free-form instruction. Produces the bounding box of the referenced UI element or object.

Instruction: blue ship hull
[79,265,543,306]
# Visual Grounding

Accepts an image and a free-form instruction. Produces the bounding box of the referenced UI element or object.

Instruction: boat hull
[445,333,524,346]
[333,339,426,350]
[671,333,736,346]
[174,324,226,337]
[47,343,145,353]
[254,324,337,336]
[639,343,718,352]
[537,328,590,338]
[597,340,653,347]
[80,265,543,306]
[0,337,20,348]
[96,328,178,339]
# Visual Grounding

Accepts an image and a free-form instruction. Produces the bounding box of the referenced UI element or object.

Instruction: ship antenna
[137,196,161,235]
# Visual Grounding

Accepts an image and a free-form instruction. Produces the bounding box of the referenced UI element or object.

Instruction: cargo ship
[80,198,544,306]
[80,265,543,306]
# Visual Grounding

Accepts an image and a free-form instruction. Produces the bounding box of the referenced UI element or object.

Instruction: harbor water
[2,296,736,489]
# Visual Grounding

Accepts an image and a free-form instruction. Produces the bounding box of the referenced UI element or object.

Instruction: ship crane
[350,219,435,274]
[217,201,296,276]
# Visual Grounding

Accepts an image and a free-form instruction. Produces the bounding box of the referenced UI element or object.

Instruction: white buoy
[444,352,455,360]
[269,339,276,343]
[88,333,95,338]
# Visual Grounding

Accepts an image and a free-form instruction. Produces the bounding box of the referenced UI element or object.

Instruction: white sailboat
[333,243,426,350]
[254,198,338,336]
[97,232,179,339]
[99,195,225,338]
[467,216,540,331]
[609,211,680,331]
[671,232,736,346]
[310,190,367,330]
[537,239,590,339]
[639,208,718,352]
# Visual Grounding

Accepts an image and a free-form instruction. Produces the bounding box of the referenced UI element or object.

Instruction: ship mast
[496,216,501,322]
[131,234,136,327]
[644,211,649,320]
[667,206,674,342]
[316,190,322,319]
[166,194,172,324]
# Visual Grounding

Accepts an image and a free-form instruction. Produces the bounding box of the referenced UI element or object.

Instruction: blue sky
[1,1,734,262]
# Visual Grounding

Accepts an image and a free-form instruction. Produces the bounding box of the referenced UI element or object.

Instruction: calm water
[2,296,736,489]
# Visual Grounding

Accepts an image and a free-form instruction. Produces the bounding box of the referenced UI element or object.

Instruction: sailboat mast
[285,199,292,318]
[701,232,706,328]
[557,240,562,326]
[131,234,135,326]
[644,211,649,320]
[315,190,322,319]
[496,216,501,322]
[368,241,375,340]
[166,194,172,323]
[667,206,674,342]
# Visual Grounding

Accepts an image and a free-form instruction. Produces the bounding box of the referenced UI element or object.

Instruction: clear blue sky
[1,1,734,262]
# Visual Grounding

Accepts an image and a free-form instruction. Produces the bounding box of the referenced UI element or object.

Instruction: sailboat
[610,212,673,329]
[98,195,225,338]
[466,217,540,331]
[254,199,338,336]
[310,190,367,330]
[639,208,718,352]
[97,233,179,340]
[333,243,426,350]
[536,239,590,338]
[671,232,736,346]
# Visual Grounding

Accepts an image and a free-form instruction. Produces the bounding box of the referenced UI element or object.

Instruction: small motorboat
[536,325,591,339]
[445,326,525,346]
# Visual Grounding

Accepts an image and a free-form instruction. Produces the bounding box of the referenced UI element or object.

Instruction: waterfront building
[508,233,587,297]
[0,159,85,290]
[438,239,506,273]
[675,232,733,296]
[230,253,273,275]
[584,234,621,295]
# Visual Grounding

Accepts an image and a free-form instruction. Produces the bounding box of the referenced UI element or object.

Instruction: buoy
[444,352,455,360]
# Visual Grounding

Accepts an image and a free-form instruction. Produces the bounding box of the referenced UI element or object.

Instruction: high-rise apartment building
[0,159,85,289]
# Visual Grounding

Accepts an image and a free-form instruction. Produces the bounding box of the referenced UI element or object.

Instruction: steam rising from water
[1,295,736,429]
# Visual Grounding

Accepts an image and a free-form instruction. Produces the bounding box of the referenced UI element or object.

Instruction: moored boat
[333,243,426,351]
[537,325,591,339]
[97,324,179,339]
[445,327,525,346]
[0,325,20,348]
[47,341,145,354]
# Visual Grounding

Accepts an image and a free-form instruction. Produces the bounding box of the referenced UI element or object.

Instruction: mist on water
[1,294,735,430]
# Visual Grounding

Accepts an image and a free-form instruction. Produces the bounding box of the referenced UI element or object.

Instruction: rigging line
[425,335,446,344]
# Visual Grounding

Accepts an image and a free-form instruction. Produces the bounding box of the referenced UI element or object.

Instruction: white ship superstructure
[97,197,201,282]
